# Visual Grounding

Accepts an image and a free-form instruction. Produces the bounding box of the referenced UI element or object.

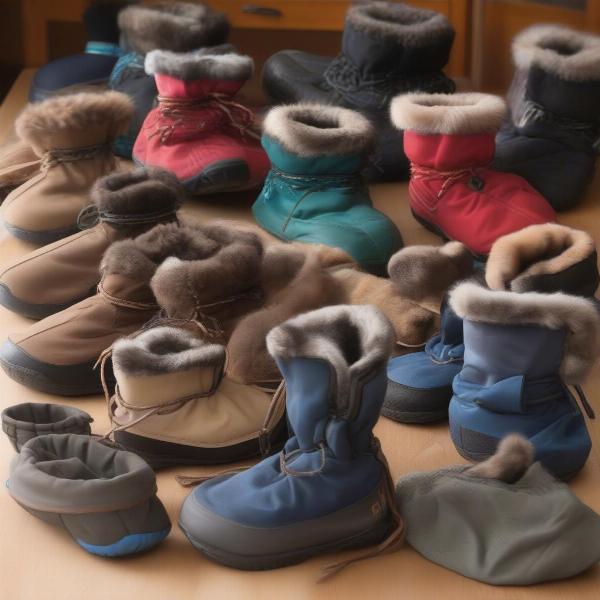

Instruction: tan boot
[0,220,262,396]
[106,324,286,468]
[0,167,184,319]
[0,139,40,201]
[1,91,133,244]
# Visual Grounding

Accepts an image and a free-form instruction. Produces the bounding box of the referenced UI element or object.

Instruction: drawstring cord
[148,94,260,144]
[40,143,114,171]
[410,163,486,200]
[76,204,180,231]
[96,278,159,311]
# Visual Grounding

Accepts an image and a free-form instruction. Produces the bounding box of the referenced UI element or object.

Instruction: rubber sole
[180,518,392,571]
[4,222,80,246]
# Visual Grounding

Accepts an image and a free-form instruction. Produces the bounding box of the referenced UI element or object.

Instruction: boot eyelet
[468,176,484,192]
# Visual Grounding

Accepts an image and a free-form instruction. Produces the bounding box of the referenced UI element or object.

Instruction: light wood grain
[1,70,599,600]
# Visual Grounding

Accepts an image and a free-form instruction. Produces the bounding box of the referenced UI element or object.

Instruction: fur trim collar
[267,305,394,400]
[346,1,454,47]
[91,167,185,220]
[449,282,600,383]
[513,25,600,82]
[390,93,506,135]
[466,434,534,483]
[118,2,229,54]
[486,224,598,294]
[145,51,253,81]
[150,223,264,319]
[16,91,133,146]
[262,103,374,157]
[388,241,473,309]
[112,326,224,376]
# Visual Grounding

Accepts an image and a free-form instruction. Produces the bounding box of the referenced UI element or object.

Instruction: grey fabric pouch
[396,462,600,585]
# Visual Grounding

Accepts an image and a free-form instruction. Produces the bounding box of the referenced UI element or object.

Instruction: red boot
[133,51,269,195]
[391,93,556,257]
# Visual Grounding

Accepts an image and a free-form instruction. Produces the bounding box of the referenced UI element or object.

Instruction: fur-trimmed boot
[110,2,230,158]
[391,93,555,257]
[262,1,455,182]
[494,26,600,211]
[105,324,286,468]
[384,223,600,424]
[133,51,268,194]
[252,104,402,274]
[179,305,404,574]
[1,91,133,245]
[28,0,127,102]
[448,282,600,480]
[0,167,183,320]
[0,221,262,396]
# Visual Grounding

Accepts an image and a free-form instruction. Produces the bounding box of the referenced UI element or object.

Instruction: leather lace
[148,94,261,144]
[76,204,180,231]
[410,163,487,200]
[40,143,114,171]
[96,279,159,311]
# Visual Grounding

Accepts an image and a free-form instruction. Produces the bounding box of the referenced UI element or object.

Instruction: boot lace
[40,143,114,171]
[76,204,180,231]
[410,163,488,201]
[147,94,261,144]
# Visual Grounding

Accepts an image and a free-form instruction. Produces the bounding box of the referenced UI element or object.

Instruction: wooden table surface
[1,70,599,600]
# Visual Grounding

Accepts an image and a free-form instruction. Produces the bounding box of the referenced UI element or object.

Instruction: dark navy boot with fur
[179,305,404,575]
[262,1,455,181]
[448,282,600,480]
[494,25,600,211]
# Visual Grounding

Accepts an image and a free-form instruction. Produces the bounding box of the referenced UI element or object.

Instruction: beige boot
[1,91,133,244]
[106,324,286,468]
[0,139,40,201]
[0,167,184,319]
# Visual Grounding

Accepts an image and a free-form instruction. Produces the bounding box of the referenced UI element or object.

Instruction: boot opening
[365,5,429,26]
[147,335,193,357]
[337,321,363,367]
[294,113,340,131]
[538,40,581,57]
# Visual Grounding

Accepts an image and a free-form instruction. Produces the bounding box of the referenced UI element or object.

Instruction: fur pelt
[227,246,346,384]
[389,241,473,312]
[513,25,600,82]
[346,1,454,48]
[112,326,225,376]
[449,282,600,384]
[150,223,264,323]
[390,93,506,135]
[91,167,185,218]
[117,2,229,55]
[466,434,534,483]
[486,223,597,293]
[262,103,375,157]
[267,304,395,402]
[145,51,253,81]
[15,91,133,147]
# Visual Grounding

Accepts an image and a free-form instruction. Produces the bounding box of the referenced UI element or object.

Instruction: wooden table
[1,70,599,600]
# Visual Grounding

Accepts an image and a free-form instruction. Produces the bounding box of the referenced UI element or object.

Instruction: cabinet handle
[242,5,283,17]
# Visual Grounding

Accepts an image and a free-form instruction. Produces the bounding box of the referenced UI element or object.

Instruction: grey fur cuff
[346,1,454,47]
[390,93,506,135]
[145,51,253,81]
[263,103,375,157]
[449,282,600,384]
[513,25,600,82]
[118,2,229,55]
[112,326,225,376]
[92,167,185,218]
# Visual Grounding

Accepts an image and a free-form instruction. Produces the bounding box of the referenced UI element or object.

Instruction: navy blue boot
[179,305,404,574]
[448,282,600,480]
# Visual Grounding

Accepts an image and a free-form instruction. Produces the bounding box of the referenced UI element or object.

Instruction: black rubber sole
[0,283,92,320]
[4,222,80,246]
[179,519,392,572]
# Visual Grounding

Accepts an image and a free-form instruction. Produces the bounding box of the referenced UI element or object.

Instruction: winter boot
[111,2,229,158]
[391,92,555,257]
[1,91,133,245]
[133,51,268,194]
[178,305,405,574]
[447,281,600,480]
[262,1,455,182]
[105,324,286,468]
[384,223,600,424]
[0,221,263,396]
[8,434,171,556]
[396,434,600,585]
[0,167,183,320]
[0,139,40,202]
[28,0,127,103]
[252,103,403,274]
[494,26,600,211]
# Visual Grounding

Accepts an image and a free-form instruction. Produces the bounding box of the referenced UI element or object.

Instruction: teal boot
[252,104,403,274]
